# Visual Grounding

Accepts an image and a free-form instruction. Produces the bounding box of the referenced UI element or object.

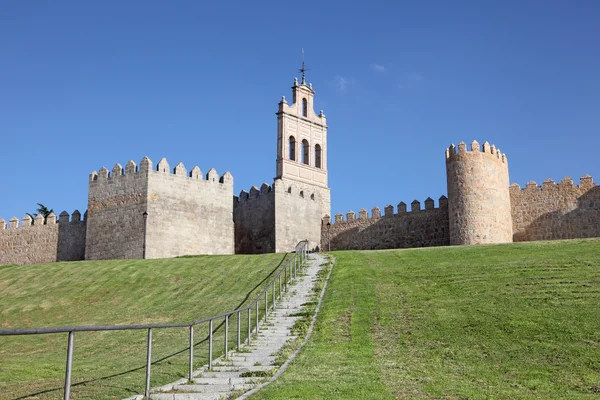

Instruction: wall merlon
[140,156,153,173]
[72,210,82,222]
[384,204,394,217]
[260,183,272,195]
[220,171,234,185]
[525,181,539,193]
[174,162,187,176]
[580,174,594,189]
[22,214,32,227]
[347,210,355,221]
[126,160,137,175]
[470,140,480,152]
[250,186,260,198]
[98,167,109,179]
[542,179,557,191]
[157,158,170,173]
[411,200,421,212]
[0,218,5,230]
[425,197,434,210]
[112,163,123,178]
[206,168,219,182]
[398,202,407,214]
[439,195,448,209]
[190,166,202,180]
[322,215,331,225]
[372,206,381,219]
[335,213,343,223]
[47,212,56,224]
[358,209,368,219]
[59,211,70,223]
[34,213,44,224]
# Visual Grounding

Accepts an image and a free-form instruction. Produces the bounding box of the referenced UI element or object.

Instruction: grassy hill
[255,239,600,399]
[0,253,290,399]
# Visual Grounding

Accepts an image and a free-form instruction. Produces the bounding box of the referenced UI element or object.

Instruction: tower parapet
[446,140,513,245]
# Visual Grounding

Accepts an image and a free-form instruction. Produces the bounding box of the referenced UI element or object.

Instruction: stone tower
[445,140,513,245]
[275,76,331,219]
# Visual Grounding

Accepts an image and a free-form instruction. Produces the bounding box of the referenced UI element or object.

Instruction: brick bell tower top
[275,70,328,189]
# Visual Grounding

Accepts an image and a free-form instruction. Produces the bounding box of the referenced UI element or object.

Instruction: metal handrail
[0,240,309,400]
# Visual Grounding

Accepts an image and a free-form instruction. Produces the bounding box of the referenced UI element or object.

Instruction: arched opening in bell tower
[288,136,296,161]
[302,139,309,165]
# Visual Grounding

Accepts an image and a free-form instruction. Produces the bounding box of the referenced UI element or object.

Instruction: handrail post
[64,331,74,400]
[255,300,259,333]
[189,325,194,381]
[247,308,251,345]
[145,328,152,399]
[272,281,275,309]
[224,315,229,360]
[265,291,268,322]
[208,320,213,369]
[279,274,282,299]
[237,311,241,351]
[284,264,288,292]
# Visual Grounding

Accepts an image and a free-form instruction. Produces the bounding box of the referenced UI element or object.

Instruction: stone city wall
[146,158,234,258]
[233,184,276,254]
[0,211,86,266]
[510,175,600,242]
[275,179,323,252]
[86,158,150,260]
[322,196,450,251]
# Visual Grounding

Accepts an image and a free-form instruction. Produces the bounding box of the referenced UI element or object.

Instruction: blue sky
[1,1,599,222]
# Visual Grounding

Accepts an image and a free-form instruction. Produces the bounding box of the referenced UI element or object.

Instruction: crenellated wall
[233,184,276,254]
[86,157,234,260]
[233,179,323,254]
[510,175,600,242]
[86,158,150,260]
[321,196,449,251]
[0,210,86,266]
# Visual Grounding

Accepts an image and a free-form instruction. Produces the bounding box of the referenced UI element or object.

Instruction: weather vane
[299,48,309,84]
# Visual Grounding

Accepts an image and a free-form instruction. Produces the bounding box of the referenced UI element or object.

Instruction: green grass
[0,253,290,399]
[254,239,600,399]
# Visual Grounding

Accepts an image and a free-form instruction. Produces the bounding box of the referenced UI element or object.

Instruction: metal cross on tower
[299,49,309,84]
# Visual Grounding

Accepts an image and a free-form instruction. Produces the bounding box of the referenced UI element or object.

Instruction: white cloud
[334,75,348,91]
[409,73,423,81]
[371,64,386,73]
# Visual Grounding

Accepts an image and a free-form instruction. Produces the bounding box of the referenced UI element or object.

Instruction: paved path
[126,253,326,400]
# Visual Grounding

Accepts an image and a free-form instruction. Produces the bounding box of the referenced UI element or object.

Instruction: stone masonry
[2,74,600,266]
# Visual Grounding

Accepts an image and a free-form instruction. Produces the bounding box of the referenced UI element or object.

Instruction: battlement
[325,195,448,225]
[445,140,508,166]
[234,180,320,206]
[89,157,233,186]
[234,183,274,205]
[0,210,88,230]
[509,174,596,195]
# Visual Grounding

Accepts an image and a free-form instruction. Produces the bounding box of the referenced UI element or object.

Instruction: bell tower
[275,66,330,218]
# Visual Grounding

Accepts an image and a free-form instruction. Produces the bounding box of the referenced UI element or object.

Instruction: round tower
[445,140,513,245]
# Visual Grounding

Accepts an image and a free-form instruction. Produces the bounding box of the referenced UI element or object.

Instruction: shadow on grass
[12,253,290,400]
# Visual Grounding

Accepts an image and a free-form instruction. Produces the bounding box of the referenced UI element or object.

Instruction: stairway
[127,253,326,400]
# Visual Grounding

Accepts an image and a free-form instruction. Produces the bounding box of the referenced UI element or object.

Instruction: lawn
[254,239,600,399]
[0,253,290,399]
